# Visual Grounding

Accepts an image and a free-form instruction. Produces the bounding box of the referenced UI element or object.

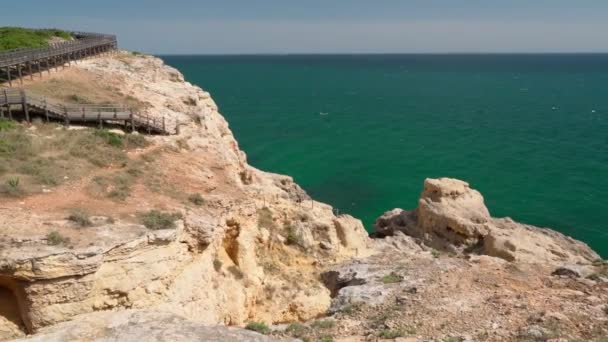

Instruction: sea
[162,54,608,257]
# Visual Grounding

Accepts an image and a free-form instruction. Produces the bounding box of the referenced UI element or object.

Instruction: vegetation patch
[286,323,309,338]
[188,193,205,206]
[339,302,364,315]
[2,178,22,197]
[46,231,69,246]
[0,27,72,51]
[311,320,335,330]
[245,322,270,335]
[379,328,405,339]
[381,272,403,284]
[0,118,16,131]
[139,210,182,230]
[257,207,277,230]
[92,171,136,201]
[67,209,92,227]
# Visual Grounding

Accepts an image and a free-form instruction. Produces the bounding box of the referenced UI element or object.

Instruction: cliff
[1,53,606,342]
[0,52,371,340]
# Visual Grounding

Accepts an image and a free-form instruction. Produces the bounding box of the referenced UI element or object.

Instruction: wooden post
[37,61,42,78]
[6,67,11,87]
[27,62,33,80]
[146,113,151,134]
[4,89,12,120]
[47,59,51,75]
[63,106,69,127]
[44,99,49,122]
[130,110,135,132]
[21,90,30,123]
[17,64,23,85]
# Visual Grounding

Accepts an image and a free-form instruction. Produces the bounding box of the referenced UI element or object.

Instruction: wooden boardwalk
[1,88,175,135]
[0,31,117,86]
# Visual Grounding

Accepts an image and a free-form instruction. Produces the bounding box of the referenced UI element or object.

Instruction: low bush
[67,209,92,227]
[0,118,15,131]
[4,178,22,196]
[139,210,182,230]
[46,231,69,246]
[188,193,205,206]
[381,272,403,284]
[379,328,404,339]
[245,322,270,335]
[286,323,308,338]
[311,320,335,329]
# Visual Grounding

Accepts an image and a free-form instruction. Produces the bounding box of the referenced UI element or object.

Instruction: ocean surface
[162,54,608,257]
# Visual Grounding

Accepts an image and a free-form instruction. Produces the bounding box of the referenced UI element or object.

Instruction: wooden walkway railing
[0,31,117,86]
[0,88,176,135]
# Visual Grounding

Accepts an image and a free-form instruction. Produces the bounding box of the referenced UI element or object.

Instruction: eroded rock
[374,178,599,264]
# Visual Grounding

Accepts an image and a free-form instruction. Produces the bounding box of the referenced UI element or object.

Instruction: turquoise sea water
[162,55,608,257]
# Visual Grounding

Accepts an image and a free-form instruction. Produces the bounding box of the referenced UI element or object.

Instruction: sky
[1,1,608,54]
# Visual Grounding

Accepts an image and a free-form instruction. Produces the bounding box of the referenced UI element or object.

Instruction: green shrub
[67,209,92,227]
[381,272,403,284]
[286,323,308,338]
[339,302,363,315]
[139,210,182,230]
[319,335,334,342]
[379,329,404,339]
[311,320,335,329]
[432,250,441,258]
[17,157,59,186]
[46,231,69,246]
[4,178,22,196]
[0,118,15,131]
[245,322,270,335]
[0,129,34,159]
[124,134,148,148]
[94,129,124,147]
[188,193,205,206]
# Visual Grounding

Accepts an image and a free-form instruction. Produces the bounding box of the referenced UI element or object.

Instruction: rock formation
[0,52,372,340]
[10,310,288,342]
[374,178,599,263]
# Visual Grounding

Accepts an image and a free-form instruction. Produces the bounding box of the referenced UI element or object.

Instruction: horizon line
[153,51,608,56]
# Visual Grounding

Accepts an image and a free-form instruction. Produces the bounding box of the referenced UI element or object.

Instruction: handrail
[0,88,175,135]
[0,31,117,68]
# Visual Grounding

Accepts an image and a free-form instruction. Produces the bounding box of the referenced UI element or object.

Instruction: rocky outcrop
[0,52,372,340]
[10,310,287,342]
[374,178,599,263]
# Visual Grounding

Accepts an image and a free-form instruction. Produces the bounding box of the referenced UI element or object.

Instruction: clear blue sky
[2,0,607,54]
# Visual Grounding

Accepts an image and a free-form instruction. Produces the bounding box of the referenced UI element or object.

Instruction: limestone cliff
[0,52,372,340]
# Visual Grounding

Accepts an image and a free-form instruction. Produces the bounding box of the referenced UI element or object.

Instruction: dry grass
[0,122,148,197]
[24,69,150,110]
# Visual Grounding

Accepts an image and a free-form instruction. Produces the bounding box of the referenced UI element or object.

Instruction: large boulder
[374,178,600,263]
